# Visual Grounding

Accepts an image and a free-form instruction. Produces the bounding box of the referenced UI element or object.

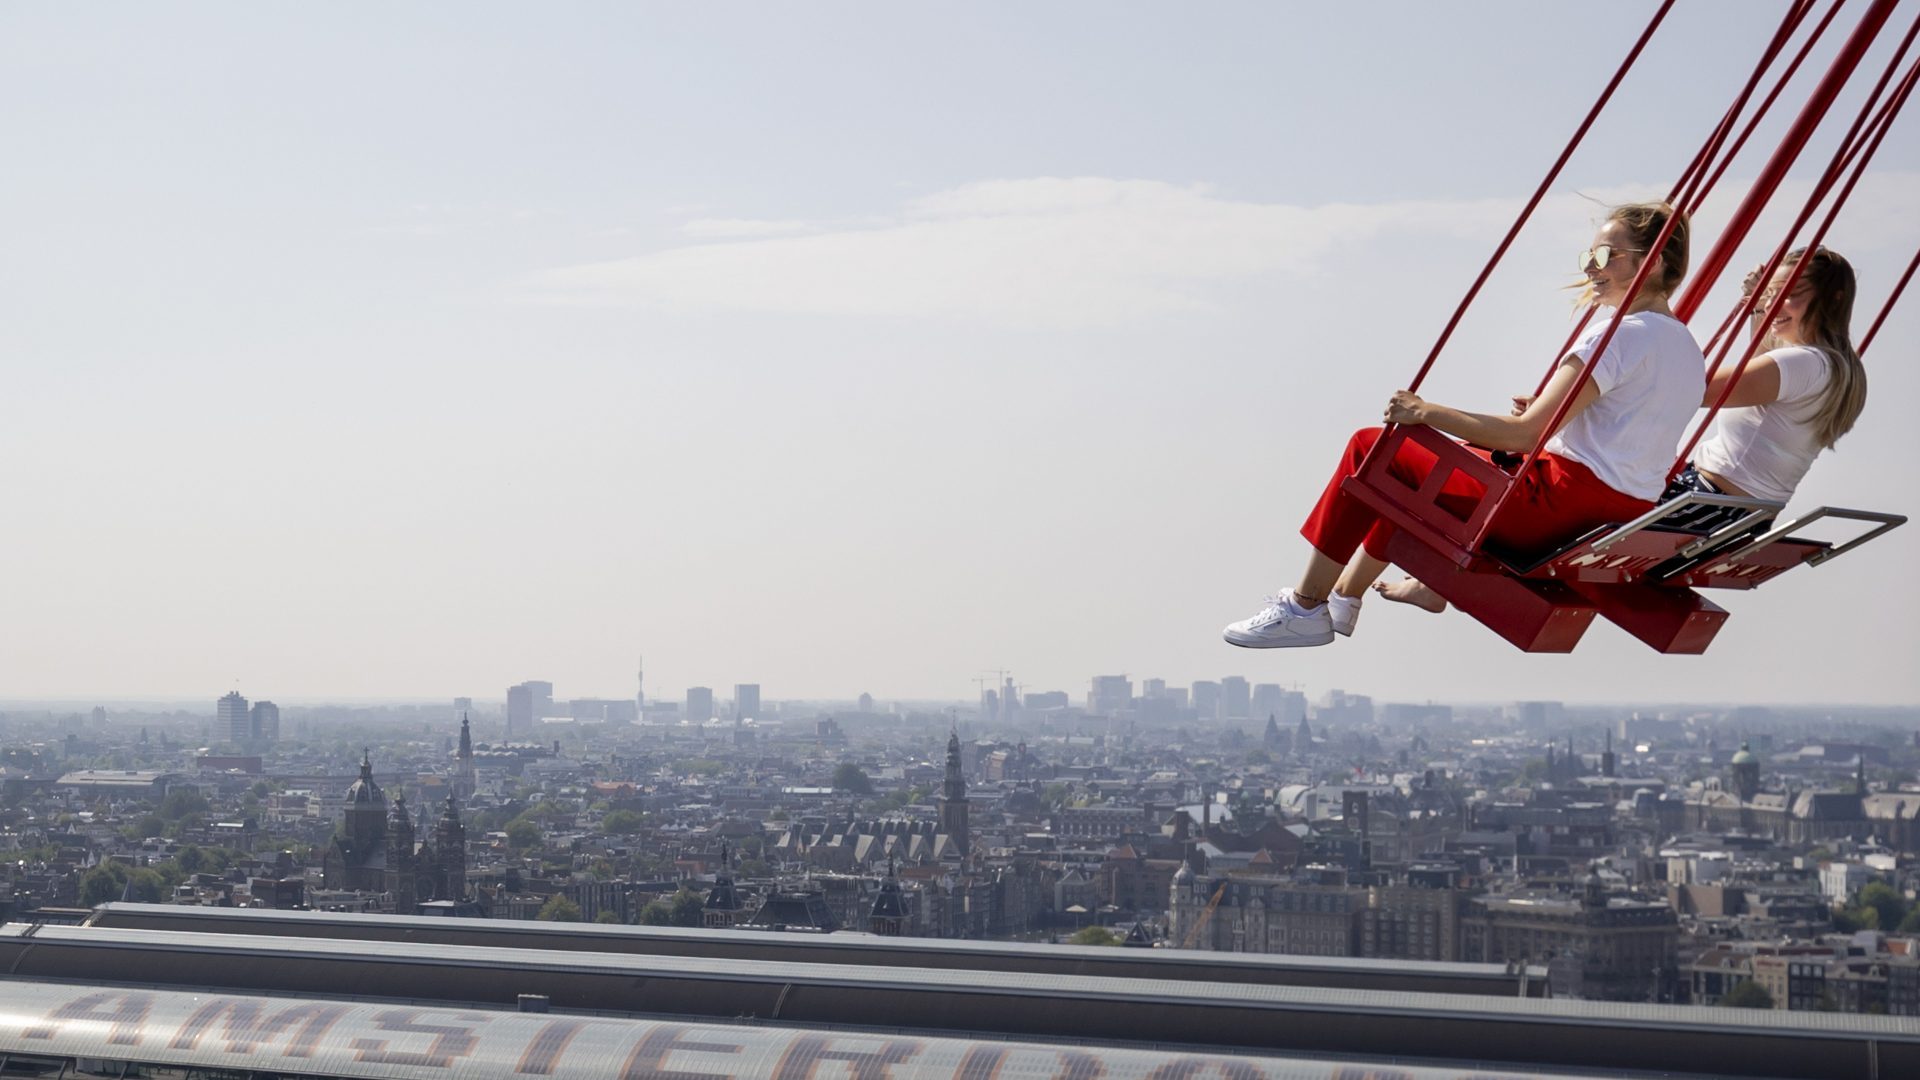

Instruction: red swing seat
[1342,426,1906,654]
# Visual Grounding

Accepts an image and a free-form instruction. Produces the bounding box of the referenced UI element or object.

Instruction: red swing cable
[1692,15,1919,405]
[1700,43,1920,377]
[1860,244,1920,353]
[1532,0,1822,399]
[1400,0,1675,399]
[1674,0,1903,322]
[1693,0,1850,208]
[1675,27,1920,473]
[1694,0,1850,360]
[1479,1,1895,553]
[1672,0,1821,215]
[1694,10,1919,399]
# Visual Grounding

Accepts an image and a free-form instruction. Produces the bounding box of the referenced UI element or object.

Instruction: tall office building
[217,692,249,744]
[734,684,761,722]
[523,681,554,723]
[506,685,534,739]
[249,701,280,743]
[1191,681,1221,720]
[687,686,715,723]
[1220,676,1251,720]
[1088,675,1132,715]
[1251,684,1286,724]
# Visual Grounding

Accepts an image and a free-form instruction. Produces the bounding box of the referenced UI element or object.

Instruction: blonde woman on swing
[1373,245,1868,622]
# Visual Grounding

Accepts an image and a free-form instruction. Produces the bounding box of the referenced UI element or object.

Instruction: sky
[3,1,1917,707]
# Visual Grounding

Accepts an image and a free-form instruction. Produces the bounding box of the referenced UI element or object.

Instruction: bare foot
[1372,577,1448,614]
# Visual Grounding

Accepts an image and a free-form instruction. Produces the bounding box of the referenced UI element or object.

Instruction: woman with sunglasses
[1224,202,1705,648]
[1376,245,1867,617]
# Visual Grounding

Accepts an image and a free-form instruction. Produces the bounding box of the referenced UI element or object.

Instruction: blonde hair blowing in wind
[1764,246,1866,449]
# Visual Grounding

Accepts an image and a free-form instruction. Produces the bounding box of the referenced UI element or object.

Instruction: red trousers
[1300,427,1654,563]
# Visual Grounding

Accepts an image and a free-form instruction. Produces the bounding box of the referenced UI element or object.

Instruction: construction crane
[1181,880,1228,951]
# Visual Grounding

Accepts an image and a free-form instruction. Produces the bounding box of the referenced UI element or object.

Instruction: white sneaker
[1328,593,1361,637]
[1223,589,1335,649]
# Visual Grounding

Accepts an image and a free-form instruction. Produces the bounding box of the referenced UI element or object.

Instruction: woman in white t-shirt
[1223,202,1707,648]
[1668,246,1866,516]
[1377,246,1867,618]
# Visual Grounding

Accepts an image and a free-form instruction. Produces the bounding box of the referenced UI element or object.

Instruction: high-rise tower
[217,691,250,745]
[687,686,714,723]
[937,729,970,857]
[249,700,280,743]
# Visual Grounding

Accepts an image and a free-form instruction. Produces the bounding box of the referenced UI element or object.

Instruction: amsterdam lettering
[3,987,1545,1080]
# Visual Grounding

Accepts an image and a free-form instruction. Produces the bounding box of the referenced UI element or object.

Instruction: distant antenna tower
[636,654,645,713]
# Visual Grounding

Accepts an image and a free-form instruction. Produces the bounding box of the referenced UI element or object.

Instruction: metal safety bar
[1586,491,1785,555]
[1717,506,1909,569]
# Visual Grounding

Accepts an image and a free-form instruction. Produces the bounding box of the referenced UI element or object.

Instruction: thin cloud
[525,179,1514,328]
[524,173,1920,330]
[680,218,821,239]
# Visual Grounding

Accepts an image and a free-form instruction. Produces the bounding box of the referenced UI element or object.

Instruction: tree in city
[79,864,165,905]
[537,895,582,922]
[1856,882,1909,933]
[158,789,208,821]
[831,763,874,795]
[639,899,674,926]
[603,809,645,835]
[1068,926,1122,947]
[669,889,707,927]
[596,910,624,924]
[1721,981,1774,1009]
[505,818,542,850]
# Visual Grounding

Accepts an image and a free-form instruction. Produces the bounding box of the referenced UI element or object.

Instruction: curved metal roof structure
[86,902,1546,997]
[4,921,1917,1078]
[0,979,1593,1080]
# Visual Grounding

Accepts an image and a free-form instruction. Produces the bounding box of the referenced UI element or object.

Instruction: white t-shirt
[1691,345,1832,503]
[1545,310,1706,500]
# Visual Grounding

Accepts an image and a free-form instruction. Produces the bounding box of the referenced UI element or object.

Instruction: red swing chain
[1473,0,1903,553]
[1673,13,1920,474]
[1860,244,1920,353]
[1399,0,1675,400]
[1535,0,1832,400]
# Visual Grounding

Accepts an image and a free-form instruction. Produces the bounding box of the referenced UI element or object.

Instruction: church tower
[344,750,387,859]
[937,729,970,857]
[431,793,467,900]
[1729,742,1761,802]
[455,712,476,798]
[868,859,908,936]
[385,794,417,910]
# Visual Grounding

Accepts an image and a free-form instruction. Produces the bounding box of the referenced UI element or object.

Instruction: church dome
[1731,742,1758,766]
[345,751,384,805]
